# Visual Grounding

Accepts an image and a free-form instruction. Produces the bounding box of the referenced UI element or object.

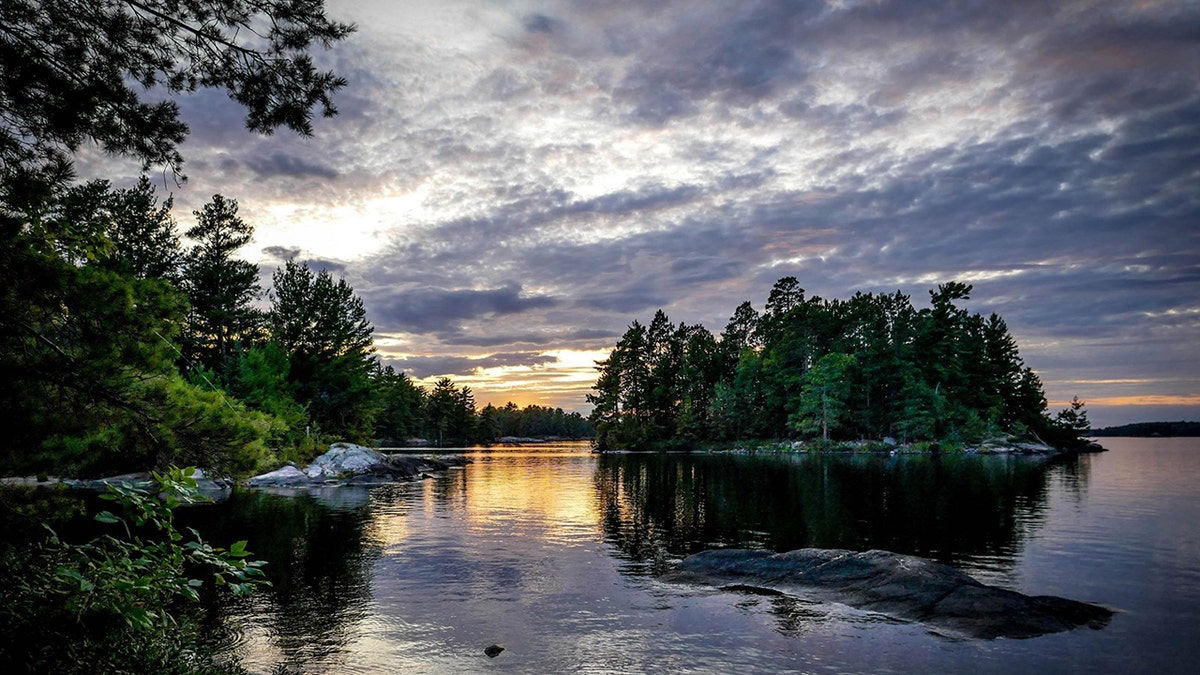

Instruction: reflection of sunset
[363,489,411,546]
[462,452,600,541]
[363,447,602,551]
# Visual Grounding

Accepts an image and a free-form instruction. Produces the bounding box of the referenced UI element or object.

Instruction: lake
[191,438,1200,673]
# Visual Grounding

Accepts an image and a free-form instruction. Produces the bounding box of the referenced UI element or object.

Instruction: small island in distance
[1090,421,1200,437]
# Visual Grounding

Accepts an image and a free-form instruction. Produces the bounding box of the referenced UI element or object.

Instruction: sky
[90,0,1199,427]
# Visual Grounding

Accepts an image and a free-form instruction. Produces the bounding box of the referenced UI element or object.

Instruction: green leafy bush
[0,467,268,673]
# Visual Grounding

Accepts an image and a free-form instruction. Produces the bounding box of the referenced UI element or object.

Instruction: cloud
[244,152,340,180]
[384,351,559,379]
[76,0,1200,416]
[365,283,560,335]
[262,246,302,261]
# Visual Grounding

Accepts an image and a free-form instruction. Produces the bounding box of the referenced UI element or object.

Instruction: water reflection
[185,490,381,671]
[595,452,1076,581]
[187,445,1106,671]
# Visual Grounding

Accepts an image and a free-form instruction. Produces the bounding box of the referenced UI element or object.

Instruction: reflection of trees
[183,491,380,669]
[595,452,1075,575]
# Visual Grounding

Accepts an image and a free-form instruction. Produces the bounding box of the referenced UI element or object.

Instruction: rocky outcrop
[1,470,234,503]
[245,443,469,488]
[665,548,1113,639]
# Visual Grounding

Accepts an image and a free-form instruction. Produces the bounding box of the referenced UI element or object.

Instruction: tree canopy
[0,0,354,202]
[590,277,1091,451]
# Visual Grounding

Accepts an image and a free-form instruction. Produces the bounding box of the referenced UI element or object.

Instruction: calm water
[191,438,1200,673]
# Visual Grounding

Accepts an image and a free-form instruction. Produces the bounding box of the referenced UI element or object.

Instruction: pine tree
[180,195,261,382]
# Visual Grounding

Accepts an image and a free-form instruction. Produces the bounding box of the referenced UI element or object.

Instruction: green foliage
[790,353,858,440]
[268,260,377,441]
[0,0,354,203]
[424,378,476,447]
[373,365,427,443]
[180,194,263,383]
[1041,396,1093,449]
[0,467,267,673]
[590,278,1088,450]
[483,402,594,442]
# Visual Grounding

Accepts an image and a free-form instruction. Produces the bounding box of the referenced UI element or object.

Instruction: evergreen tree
[180,194,261,382]
[374,366,426,444]
[100,177,183,282]
[423,378,475,447]
[791,353,858,440]
[591,277,1077,450]
[268,260,376,441]
[1,0,354,204]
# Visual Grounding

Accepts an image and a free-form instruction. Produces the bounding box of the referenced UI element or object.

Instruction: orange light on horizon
[1049,394,1200,407]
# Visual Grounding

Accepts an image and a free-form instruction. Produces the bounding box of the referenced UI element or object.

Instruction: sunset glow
[85,0,1198,428]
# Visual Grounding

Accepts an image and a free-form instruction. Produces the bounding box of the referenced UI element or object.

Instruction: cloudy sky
[94,0,1198,427]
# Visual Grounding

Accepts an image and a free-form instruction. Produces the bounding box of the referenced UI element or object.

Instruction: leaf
[94,510,120,524]
[229,540,249,557]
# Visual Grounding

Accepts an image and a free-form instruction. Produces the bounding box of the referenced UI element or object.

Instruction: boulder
[244,444,472,488]
[303,443,388,478]
[245,465,310,487]
[665,548,1112,639]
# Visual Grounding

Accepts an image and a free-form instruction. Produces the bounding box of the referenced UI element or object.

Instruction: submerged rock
[2,470,234,503]
[665,548,1112,639]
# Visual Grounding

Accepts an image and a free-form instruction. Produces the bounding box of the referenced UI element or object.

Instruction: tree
[373,366,426,444]
[0,0,354,204]
[99,176,183,282]
[591,276,1067,449]
[1047,396,1092,449]
[180,194,261,381]
[791,353,857,440]
[587,352,623,450]
[268,260,376,440]
[424,378,473,447]
[0,0,355,474]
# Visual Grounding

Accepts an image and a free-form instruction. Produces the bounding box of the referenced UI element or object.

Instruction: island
[587,277,1096,455]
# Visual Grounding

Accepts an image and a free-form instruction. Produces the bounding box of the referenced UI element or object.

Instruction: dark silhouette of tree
[0,0,354,204]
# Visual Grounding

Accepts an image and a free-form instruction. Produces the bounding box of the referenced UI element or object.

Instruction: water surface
[196,438,1200,673]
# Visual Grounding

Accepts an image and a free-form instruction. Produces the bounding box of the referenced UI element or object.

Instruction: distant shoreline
[1089,421,1200,438]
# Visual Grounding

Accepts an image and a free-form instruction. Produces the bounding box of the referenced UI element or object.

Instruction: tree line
[2,1,361,670]
[588,277,1090,451]
[0,176,590,478]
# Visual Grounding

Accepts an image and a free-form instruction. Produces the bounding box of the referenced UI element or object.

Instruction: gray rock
[304,443,386,478]
[245,465,310,487]
[244,445,472,489]
[665,548,1112,639]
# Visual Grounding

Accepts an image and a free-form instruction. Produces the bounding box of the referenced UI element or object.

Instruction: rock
[244,445,472,489]
[304,443,388,479]
[245,465,310,487]
[484,644,505,658]
[665,548,1112,639]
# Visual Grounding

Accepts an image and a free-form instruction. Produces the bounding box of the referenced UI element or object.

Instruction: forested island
[588,277,1092,452]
